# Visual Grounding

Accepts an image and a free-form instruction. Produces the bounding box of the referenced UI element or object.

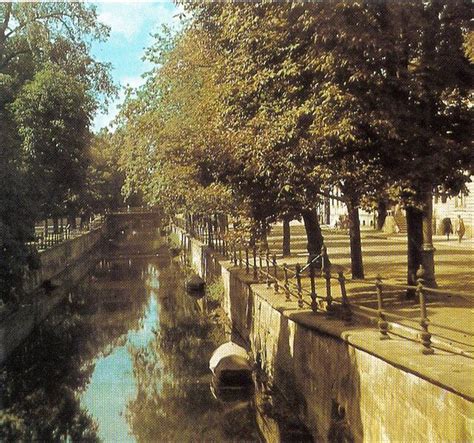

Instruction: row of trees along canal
[0,4,124,304]
[115,1,473,291]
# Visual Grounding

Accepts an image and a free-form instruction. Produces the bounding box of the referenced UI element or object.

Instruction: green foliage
[205,277,224,310]
[0,2,115,302]
[0,150,34,303]
[115,1,471,277]
[84,130,125,214]
[12,64,94,218]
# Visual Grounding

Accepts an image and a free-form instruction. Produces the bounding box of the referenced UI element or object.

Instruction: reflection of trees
[109,227,165,255]
[126,264,260,442]
[0,256,154,442]
[0,310,100,442]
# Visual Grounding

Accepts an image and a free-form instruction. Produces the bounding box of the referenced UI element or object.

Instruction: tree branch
[4,11,78,39]
[0,48,30,70]
[0,3,12,41]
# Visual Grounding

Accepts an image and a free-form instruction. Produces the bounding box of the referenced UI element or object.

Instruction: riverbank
[1,223,313,442]
[172,224,474,442]
[0,224,106,365]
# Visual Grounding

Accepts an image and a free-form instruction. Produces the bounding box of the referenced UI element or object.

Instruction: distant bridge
[106,207,163,229]
[109,206,161,215]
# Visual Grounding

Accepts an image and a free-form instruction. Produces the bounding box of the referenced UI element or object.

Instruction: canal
[0,223,311,442]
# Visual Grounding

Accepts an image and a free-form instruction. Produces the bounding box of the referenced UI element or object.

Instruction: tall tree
[12,64,95,223]
[0,3,113,303]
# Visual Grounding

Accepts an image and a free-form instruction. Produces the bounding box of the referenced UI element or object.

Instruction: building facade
[318,180,473,239]
[433,181,473,239]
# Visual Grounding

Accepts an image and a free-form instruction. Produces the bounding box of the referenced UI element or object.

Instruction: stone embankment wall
[175,226,473,443]
[23,226,104,293]
[0,225,105,365]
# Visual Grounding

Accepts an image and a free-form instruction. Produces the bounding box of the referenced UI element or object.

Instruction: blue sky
[91,1,182,132]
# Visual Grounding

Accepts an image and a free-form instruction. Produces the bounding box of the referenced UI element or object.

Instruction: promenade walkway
[264,223,473,359]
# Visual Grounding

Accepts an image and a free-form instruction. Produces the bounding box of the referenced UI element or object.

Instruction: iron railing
[27,215,105,252]
[172,219,473,359]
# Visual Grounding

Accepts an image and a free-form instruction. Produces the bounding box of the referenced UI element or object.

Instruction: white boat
[210,342,254,398]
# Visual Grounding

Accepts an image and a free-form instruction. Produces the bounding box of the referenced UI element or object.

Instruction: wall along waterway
[0,222,311,442]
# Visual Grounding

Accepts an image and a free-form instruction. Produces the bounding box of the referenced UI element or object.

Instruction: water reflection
[1,225,312,442]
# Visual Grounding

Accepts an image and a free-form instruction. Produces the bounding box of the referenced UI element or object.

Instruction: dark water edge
[0,225,312,442]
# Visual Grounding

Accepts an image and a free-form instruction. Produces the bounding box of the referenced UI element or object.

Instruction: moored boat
[209,342,254,399]
[185,274,205,296]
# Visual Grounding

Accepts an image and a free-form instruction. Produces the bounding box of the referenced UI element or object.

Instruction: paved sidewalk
[266,224,473,293]
[262,223,474,358]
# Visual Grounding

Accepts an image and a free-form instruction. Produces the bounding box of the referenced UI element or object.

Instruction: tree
[83,130,125,217]
[117,1,472,287]
[186,1,472,282]
[183,3,331,258]
[0,2,114,303]
[116,25,239,223]
[363,0,473,287]
[12,64,95,224]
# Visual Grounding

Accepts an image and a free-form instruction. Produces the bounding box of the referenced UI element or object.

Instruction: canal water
[0,224,312,442]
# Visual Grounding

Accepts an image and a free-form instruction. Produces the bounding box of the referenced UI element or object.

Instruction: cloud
[97,2,181,40]
[91,2,185,131]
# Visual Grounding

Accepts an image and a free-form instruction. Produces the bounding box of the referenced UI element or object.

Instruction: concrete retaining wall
[173,225,474,443]
[23,226,104,293]
[0,226,105,365]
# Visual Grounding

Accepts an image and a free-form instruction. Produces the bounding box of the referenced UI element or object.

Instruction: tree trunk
[282,215,291,257]
[301,209,324,266]
[421,189,436,287]
[185,213,191,233]
[406,206,423,297]
[207,217,213,247]
[53,217,59,234]
[376,199,388,231]
[346,200,364,279]
[67,215,76,230]
[324,196,331,225]
[258,220,269,250]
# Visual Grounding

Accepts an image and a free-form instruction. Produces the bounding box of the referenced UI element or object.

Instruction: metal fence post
[253,245,258,280]
[283,264,290,301]
[296,263,304,308]
[417,266,434,355]
[322,245,335,317]
[272,254,279,293]
[375,275,389,340]
[309,260,318,313]
[338,271,352,323]
[266,251,271,288]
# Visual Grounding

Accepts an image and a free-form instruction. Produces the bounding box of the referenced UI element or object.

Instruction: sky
[91,1,182,132]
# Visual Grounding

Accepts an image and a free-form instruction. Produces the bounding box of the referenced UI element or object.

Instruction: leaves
[117,0,472,225]
[0,2,115,303]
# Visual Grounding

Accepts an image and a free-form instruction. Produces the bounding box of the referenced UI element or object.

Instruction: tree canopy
[115,1,472,283]
[0,2,116,303]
